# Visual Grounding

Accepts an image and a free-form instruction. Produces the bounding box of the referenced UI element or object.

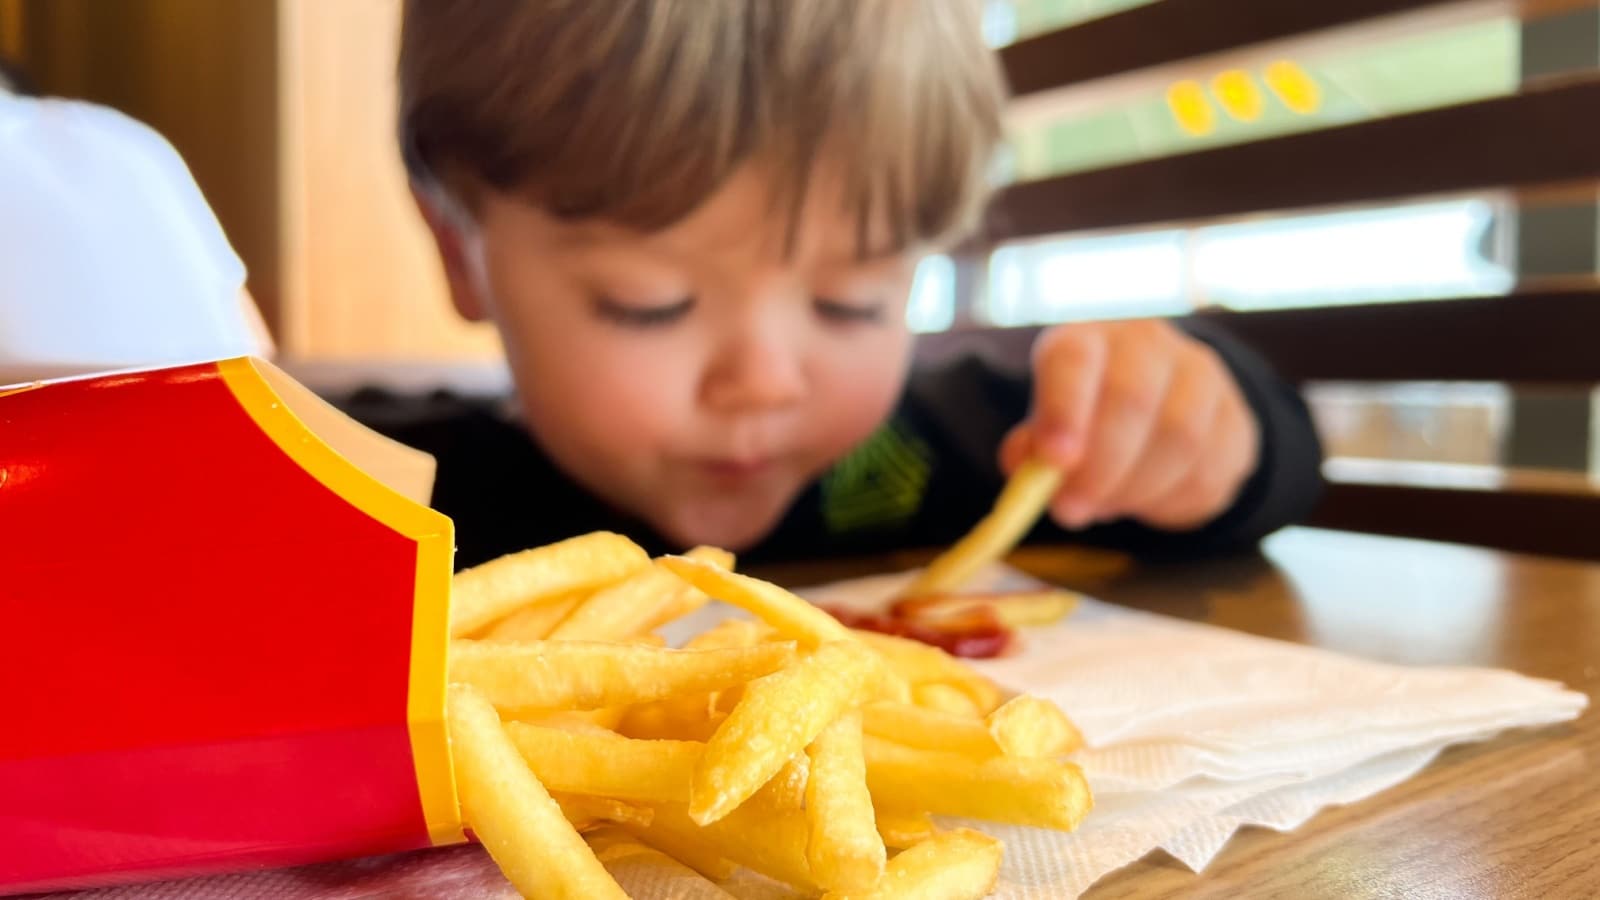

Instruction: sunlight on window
[985,230,1189,325]
[1196,200,1513,310]
[982,198,1513,324]
[983,0,1161,47]
[907,255,957,334]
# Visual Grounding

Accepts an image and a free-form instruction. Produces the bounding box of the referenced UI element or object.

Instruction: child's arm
[883,320,1323,559]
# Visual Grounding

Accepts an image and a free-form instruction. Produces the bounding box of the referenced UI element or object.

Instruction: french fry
[444,684,627,899]
[631,546,737,635]
[662,555,854,647]
[987,694,1085,758]
[512,707,611,730]
[913,683,984,718]
[449,638,796,713]
[821,828,1003,900]
[863,701,999,759]
[550,563,702,642]
[585,828,740,900]
[440,531,1096,899]
[901,459,1062,597]
[451,532,650,637]
[857,630,1004,713]
[620,815,739,882]
[481,590,584,642]
[684,617,775,650]
[506,721,699,804]
[692,640,879,824]
[863,735,1091,831]
[583,825,653,859]
[875,809,938,850]
[892,587,1080,628]
[756,751,811,812]
[672,620,778,723]
[511,708,620,735]
[806,711,885,892]
[647,801,820,892]
[684,544,735,571]
[617,698,727,742]
[552,792,655,832]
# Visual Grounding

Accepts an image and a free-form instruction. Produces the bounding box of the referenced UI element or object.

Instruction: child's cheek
[810,331,912,459]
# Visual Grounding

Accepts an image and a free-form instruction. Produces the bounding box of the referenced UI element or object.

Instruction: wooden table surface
[1011,527,1599,900]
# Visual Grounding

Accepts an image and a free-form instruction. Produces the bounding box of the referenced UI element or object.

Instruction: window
[977,196,1512,326]
[907,255,957,334]
[1004,17,1518,182]
[983,0,1161,47]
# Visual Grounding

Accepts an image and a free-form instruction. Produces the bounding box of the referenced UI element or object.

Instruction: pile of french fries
[444,522,1092,899]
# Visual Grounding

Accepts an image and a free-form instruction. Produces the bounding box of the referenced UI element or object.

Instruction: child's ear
[410,184,489,322]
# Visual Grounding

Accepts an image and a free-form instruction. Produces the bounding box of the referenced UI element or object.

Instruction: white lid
[0,91,273,385]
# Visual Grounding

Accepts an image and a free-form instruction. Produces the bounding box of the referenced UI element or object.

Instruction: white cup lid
[0,91,273,385]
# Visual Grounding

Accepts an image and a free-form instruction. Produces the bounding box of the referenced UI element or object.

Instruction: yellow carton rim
[219,357,463,846]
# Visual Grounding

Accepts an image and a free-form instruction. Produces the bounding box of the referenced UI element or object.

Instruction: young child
[361,0,1322,569]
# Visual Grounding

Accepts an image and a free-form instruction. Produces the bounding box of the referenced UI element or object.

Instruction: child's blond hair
[399,0,1006,253]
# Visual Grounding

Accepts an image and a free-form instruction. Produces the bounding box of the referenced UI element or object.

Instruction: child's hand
[1001,320,1259,531]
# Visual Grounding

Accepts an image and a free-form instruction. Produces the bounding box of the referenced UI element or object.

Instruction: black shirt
[339,321,1323,570]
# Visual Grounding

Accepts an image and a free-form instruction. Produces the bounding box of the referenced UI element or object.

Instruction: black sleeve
[893,320,1325,558]
[330,387,662,569]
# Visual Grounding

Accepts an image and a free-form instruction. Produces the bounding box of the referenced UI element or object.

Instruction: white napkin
[790,566,1587,898]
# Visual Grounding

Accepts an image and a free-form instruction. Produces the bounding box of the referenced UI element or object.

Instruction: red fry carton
[0,357,463,894]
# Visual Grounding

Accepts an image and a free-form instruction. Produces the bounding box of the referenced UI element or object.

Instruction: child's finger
[1096,349,1226,520]
[1048,340,1177,528]
[1028,325,1108,469]
[1140,396,1259,530]
[998,424,1035,477]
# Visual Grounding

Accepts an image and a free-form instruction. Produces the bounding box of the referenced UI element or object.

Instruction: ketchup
[820,604,1015,659]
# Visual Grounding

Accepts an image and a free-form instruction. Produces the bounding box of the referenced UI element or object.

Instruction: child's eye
[814,298,885,325]
[593,296,695,329]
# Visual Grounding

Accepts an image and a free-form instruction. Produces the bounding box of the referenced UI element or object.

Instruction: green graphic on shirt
[821,422,932,535]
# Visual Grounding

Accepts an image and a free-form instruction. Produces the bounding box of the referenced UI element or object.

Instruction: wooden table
[1028,527,1599,900]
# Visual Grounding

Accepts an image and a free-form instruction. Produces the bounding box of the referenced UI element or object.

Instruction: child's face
[440,164,918,550]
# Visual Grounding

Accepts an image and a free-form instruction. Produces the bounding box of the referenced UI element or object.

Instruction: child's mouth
[694,457,776,482]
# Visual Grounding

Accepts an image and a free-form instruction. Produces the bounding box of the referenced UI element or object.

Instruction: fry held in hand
[902,459,1063,597]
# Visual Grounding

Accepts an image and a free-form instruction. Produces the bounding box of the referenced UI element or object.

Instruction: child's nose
[702,333,807,414]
